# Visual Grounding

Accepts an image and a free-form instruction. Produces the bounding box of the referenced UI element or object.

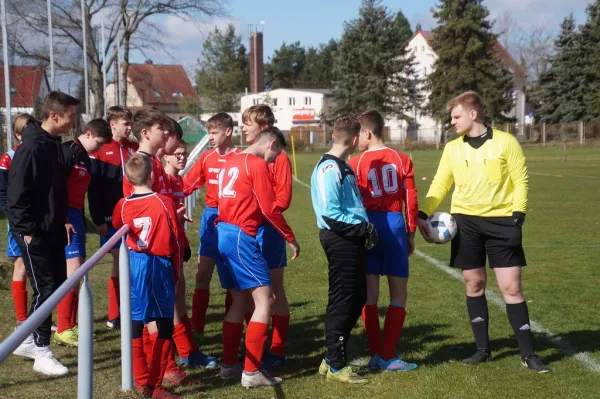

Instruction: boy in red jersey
[54,119,112,347]
[123,110,171,197]
[184,113,240,342]
[164,141,217,371]
[113,154,182,399]
[241,105,293,368]
[0,113,35,330]
[216,127,300,387]
[348,110,418,372]
[89,106,137,329]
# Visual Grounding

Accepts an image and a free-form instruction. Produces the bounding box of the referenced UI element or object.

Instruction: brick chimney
[249,25,264,93]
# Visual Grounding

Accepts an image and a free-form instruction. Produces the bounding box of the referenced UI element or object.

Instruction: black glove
[512,212,526,226]
[184,247,192,263]
[365,222,379,249]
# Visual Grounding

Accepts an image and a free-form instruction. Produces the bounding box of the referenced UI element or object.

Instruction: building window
[253,98,259,105]
[423,67,427,75]
[421,46,425,52]
[273,98,278,106]
[305,97,311,105]
[289,97,295,106]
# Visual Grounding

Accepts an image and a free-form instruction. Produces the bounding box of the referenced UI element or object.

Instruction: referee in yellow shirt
[418,91,549,373]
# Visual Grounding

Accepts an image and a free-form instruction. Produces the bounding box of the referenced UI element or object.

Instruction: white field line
[294,175,600,374]
[530,171,600,181]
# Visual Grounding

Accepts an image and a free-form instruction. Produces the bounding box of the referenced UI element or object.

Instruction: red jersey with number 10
[216,153,295,242]
[123,151,170,197]
[112,192,181,274]
[348,147,418,232]
[183,148,241,207]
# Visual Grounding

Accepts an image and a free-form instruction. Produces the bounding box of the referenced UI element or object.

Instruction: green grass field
[1,146,599,398]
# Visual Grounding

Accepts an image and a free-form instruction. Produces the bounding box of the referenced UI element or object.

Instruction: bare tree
[495,10,520,55]
[8,0,224,118]
[516,24,554,83]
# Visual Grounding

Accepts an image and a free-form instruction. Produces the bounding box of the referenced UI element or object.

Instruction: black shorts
[450,214,527,270]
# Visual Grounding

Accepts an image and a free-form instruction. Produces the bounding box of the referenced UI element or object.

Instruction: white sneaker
[33,347,68,376]
[13,334,39,360]
[241,369,282,387]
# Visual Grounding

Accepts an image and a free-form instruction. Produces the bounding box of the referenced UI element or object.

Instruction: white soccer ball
[428,212,457,244]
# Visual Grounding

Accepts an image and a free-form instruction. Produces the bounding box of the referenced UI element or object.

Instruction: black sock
[506,302,535,358]
[466,295,490,352]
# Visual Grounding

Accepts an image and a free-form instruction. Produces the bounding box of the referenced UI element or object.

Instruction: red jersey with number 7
[348,147,418,233]
[216,152,295,242]
[112,192,181,274]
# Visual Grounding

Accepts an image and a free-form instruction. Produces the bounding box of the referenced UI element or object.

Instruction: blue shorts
[198,207,221,260]
[100,224,121,251]
[65,208,86,259]
[7,229,22,258]
[130,251,175,324]
[216,222,271,291]
[256,222,287,269]
[365,211,409,278]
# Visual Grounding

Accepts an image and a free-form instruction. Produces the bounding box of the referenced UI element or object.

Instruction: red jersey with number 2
[112,192,181,275]
[216,153,295,242]
[348,147,418,232]
[123,151,170,197]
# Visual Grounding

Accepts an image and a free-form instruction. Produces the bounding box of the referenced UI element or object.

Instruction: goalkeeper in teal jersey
[310,116,378,384]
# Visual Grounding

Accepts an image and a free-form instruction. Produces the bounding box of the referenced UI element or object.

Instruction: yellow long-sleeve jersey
[421,129,528,217]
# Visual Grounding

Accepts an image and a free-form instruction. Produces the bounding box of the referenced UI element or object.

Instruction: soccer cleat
[135,384,153,397]
[262,352,286,370]
[33,347,68,376]
[318,359,330,376]
[378,356,418,372]
[164,365,188,385]
[151,386,180,399]
[462,349,492,365]
[54,327,79,347]
[326,366,368,384]
[368,355,382,370]
[178,350,217,368]
[13,334,39,359]
[241,369,282,388]
[51,323,58,332]
[521,354,551,373]
[219,363,243,379]
[107,317,120,330]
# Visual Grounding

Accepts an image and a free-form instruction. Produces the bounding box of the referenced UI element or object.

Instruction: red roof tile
[0,65,45,108]
[127,64,197,106]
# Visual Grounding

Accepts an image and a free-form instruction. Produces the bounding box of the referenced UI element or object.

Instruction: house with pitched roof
[0,65,47,116]
[105,62,198,120]
[388,30,527,142]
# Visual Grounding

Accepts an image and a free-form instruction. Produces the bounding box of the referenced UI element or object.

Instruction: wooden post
[542,123,546,147]
[563,142,568,162]
[580,121,585,146]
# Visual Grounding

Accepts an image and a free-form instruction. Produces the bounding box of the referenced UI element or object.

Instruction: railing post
[77,275,93,399]
[119,238,133,392]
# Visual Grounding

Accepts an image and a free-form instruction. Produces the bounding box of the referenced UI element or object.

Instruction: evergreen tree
[427,0,513,123]
[581,1,600,120]
[536,14,586,123]
[298,40,338,88]
[333,0,415,118]
[264,42,306,89]
[196,24,248,112]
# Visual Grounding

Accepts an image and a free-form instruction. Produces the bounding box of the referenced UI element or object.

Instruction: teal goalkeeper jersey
[310,154,369,234]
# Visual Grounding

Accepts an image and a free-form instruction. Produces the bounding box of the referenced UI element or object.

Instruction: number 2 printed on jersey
[218,167,239,199]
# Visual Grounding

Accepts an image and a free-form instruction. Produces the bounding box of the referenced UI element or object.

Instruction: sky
[129,0,592,75]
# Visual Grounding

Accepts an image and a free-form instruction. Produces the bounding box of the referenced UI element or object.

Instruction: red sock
[225,290,233,315]
[244,321,269,373]
[165,341,179,372]
[222,321,244,366]
[244,311,253,325]
[381,305,407,361]
[108,277,120,321]
[172,322,195,359]
[11,281,28,322]
[57,289,75,333]
[147,338,171,389]
[132,338,149,387]
[270,314,290,357]
[181,316,199,351]
[362,304,381,356]
[144,328,154,366]
[70,289,79,327]
[192,288,209,334]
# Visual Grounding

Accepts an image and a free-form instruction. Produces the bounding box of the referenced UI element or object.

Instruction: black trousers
[319,229,367,370]
[14,231,67,347]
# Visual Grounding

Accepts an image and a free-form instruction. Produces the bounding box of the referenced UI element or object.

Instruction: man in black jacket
[8,91,79,376]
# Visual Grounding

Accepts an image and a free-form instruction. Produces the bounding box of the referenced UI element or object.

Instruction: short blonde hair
[12,113,35,138]
[446,91,485,123]
[125,153,152,186]
[242,105,275,127]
